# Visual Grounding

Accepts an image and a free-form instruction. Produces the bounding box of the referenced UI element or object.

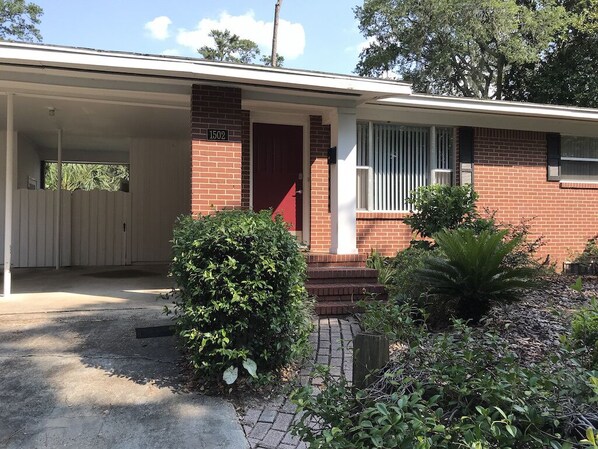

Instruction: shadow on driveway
[0,266,248,449]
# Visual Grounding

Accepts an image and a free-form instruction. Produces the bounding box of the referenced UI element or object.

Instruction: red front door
[253,123,303,231]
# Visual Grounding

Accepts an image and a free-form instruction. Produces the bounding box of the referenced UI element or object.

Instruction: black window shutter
[459,127,474,185]
[546,133,561,181]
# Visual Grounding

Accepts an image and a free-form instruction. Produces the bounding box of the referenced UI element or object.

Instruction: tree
[198,29,260,64]
[261,53,285,67]
[355,0,571,99]
[0,0,43,42]
[502,0,598,107]
[44,163,129,191]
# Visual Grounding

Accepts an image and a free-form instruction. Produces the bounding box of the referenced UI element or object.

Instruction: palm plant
[415,228,537,322]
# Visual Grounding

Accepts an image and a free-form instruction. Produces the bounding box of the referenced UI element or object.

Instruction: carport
[0,56,192,295]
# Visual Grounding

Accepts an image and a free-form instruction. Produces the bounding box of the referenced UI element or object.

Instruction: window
[356,122,454,211]
[561,136,598,181]
[43,162,130,191]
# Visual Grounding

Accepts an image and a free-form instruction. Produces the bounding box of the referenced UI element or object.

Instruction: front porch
[191,84,362,256]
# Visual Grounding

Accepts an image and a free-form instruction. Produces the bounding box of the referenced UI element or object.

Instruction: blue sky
[33,0,369,75]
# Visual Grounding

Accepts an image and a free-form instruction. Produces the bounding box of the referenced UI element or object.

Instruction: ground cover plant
[292,294,598,449]
[166,210,313,387]
[570,296,598,369]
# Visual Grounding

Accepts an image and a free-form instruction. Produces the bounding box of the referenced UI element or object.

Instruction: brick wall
[191,84,248,215]
[241,109,250,209]
[356,212,412,256]
[309,115,331,253]
[473,127,598,267]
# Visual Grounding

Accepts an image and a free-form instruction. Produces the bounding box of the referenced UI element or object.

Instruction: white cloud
[176,11,305,60]
[145,16,172,40]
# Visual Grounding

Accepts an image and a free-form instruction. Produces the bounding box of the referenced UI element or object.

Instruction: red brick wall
[309,115,331,253]
[191,84,245,215]
[473,127,598,267]
[241,110,250,209]
[357,213,412,256]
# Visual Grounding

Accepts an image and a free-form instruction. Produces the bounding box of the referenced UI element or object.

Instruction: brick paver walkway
[239,317,361,449]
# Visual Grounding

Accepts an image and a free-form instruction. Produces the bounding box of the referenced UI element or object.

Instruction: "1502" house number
[207,129,229,141]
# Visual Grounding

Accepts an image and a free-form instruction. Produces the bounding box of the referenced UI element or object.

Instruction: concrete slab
[0,267,248,449]
[0,265,172,314]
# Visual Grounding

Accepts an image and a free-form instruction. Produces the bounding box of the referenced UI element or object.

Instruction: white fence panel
[12,189,71,267]
[71,190,131,266]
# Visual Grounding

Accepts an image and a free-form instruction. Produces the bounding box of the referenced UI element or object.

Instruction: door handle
[296,190,303,195]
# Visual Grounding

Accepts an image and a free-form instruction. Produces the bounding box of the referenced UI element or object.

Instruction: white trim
[559,179,598,185]
[55,129,63,270]
[561,156,598,162]
[0,42,412,98]
[376,94,598,123]
[3,93,13,297]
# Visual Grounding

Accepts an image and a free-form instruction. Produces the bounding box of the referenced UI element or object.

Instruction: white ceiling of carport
[0,94,190,153]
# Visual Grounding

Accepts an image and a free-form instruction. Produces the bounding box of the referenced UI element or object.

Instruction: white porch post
[55,129,62,270]
[3,93,14,296]
[329,108,358,254]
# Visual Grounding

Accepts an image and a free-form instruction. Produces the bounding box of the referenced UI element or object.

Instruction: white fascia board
[0,43,412,97]
[377,94,598,122]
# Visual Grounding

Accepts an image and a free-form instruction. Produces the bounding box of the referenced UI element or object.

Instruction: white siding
[17,135,41,190]
[130,138,190,263]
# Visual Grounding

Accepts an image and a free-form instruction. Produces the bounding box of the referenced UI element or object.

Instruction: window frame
[356,121,455,212]
[559,135,598,183]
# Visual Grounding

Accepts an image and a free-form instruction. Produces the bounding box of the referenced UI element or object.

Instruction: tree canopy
[198,29,284,67]
[198,29,261,64]
[0,0,42,42]
[355,0,571,100]
[503,0,598,107]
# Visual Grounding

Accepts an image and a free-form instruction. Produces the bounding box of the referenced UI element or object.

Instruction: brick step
[315,302,357,316]
[306,253,367,268]
[306,283,387,298]
[307,267,379,284]
[315,296,386,316]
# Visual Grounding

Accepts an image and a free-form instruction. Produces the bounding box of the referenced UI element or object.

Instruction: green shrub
[365,250,394,286]
[167,210,313,385]
[571,298,598,368]
[415,228,537,322]
[403,184,478,238]
[573,235,598,266]
[465,210,548,270]
[358,300,425,345]
[292,321,598,449]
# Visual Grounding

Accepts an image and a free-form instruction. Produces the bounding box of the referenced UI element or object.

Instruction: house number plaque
[207,129,229,141]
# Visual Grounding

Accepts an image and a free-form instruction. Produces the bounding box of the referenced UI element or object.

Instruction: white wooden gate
[71,190,131,266]
[12,189,131,267]
[12,189,71,267]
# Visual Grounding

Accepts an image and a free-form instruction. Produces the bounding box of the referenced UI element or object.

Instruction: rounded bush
[169,210,313,384]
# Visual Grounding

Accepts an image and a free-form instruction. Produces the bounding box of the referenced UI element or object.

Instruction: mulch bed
[480,275,595,364]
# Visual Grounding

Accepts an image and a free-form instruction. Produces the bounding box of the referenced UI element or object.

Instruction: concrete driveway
[0,266,248,449]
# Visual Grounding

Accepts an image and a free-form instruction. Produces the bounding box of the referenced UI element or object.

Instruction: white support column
[329,108,358,254]
[55,129,62,270]
[3,94,14,297]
